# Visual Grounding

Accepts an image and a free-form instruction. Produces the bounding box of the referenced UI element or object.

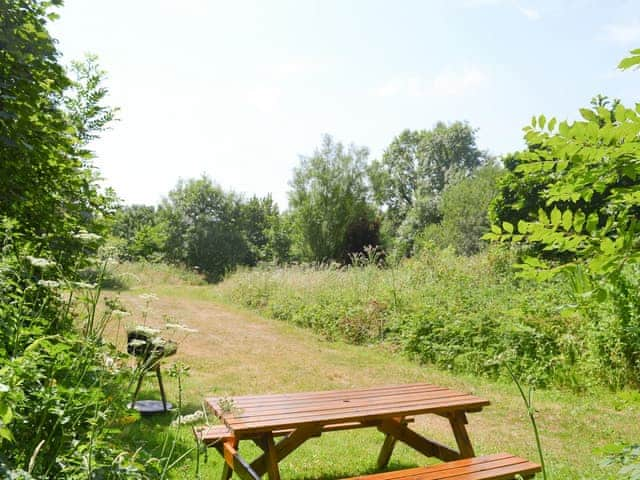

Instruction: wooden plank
[205,384,476,412]
[197,419,415,445]
[343,454,515,480]
[213,388,451,415]
[264,434,281,480]
[448,412,475,458]
[226,396,489,434]
[343,454,541,480]
[222,389,470,419]
[208,383,440,404]
[222,440,261,480]
[221,437,238,480]
[251,424,322,475]
[377,418,460,462]
[225,394,486,425]
[376,416,406,469]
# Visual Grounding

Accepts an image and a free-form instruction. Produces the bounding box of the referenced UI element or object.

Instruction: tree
[423,163,503,255]
[160,176,249,281]
[0,3,116,269]
[110,204,165,260]
[485,49,640,381]
[289,135,378,262]
[240,194,291,264]
[369,122,486,254]
[490,97,622,233]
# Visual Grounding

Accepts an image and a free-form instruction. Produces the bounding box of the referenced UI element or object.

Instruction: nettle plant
[485,50,640,287]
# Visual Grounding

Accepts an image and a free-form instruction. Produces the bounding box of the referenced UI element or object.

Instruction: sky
[49,0,639,209]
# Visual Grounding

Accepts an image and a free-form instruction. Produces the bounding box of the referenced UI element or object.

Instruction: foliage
[0,224,161,478]
[369,122,486,254]
[420,164,503,255]
[214,246,627,389]
[0,1,116,270]
[240,194,291,264]
[160,176,250,282]
[485,51,640,383]
[289,135,378,263]
[110,205,166,261]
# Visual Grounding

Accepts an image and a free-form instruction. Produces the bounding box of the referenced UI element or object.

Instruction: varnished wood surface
[342,453,541,480]
[205,383,489,436]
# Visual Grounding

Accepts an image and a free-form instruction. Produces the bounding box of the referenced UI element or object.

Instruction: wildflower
[165,322,198,333]
[134,326,161,336]
[72,281,97,290]
[37,279,60,288]
[25,256,56,269]
[170,410,204,426]
[0,383,9,393]
[73,232,102,242]
[111,310,131,318]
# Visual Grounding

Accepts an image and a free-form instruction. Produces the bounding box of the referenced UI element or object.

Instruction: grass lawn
[107,264,639,480]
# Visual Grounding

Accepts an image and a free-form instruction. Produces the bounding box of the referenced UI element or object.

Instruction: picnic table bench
[197,383,540,480]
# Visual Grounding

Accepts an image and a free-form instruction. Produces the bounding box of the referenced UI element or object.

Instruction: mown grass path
[113,283,638,480]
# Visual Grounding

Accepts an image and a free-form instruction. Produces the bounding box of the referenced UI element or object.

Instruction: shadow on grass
[285,459,421,480]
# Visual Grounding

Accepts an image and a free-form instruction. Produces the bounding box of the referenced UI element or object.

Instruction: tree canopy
[289,135,378,263]
[0,1,116,269]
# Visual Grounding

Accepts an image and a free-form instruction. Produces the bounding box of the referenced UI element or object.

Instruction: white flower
[72,281,97,290]
[26,256,56,269]
[134,326,161,336]
[170,410,204,426]
[0,383,9,393]
[38,280,60,288]
[111,310,131,318]
[165,322,198,333]
[73,232,102,242]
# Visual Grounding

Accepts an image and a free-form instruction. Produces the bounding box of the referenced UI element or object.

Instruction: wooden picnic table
[203,383,490,480]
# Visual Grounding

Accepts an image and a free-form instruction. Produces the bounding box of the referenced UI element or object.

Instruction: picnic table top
[205,382,490,436]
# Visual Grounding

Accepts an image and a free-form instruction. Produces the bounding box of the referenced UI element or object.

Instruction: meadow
[107,259,640,480]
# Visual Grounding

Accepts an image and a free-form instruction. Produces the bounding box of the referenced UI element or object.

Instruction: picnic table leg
[377,418,460,462]
[447,412,475,458]
[264,434,281,480]
[376,417,405,469]
[221,437,238,480]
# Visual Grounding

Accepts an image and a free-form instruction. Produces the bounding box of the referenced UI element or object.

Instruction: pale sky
[50,0,639,209]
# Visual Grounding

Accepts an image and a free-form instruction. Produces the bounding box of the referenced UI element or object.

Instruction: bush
[0,225,161,478]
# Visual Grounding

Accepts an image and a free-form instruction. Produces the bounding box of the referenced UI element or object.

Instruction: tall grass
[215,246,623,389]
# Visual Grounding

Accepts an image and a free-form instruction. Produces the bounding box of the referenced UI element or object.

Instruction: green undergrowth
[213,247,630,390]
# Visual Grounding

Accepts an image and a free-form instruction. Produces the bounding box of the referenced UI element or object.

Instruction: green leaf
[586,212,599,233]
[548,117,557,131]
[502,222,514,233]
[538,114,546,129]
[580,108,598,122]
[491,224,502,235]
[601,237,615,255]
[550,207,562,228]
[538,208,549,225]
[618,54,640,70]
[562,210,573,231]
[531,115,537,128]
[559,121,570,136]
[517,220,528,234]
